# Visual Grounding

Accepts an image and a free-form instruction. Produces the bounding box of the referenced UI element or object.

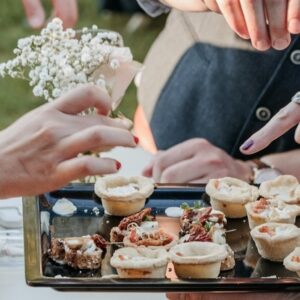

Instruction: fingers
[57,125,137,159]
[51,0,78,28]
[294,123,300,143]
[22,0,45,28]
[287,0,300,34]
[264,0,290,50]
[240,102,300,154]
[53,84,112,116]
[240,0,271,51]
[216,0,249,39]
[55,156,120,184]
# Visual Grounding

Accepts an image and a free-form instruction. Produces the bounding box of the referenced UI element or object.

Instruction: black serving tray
[23,183,300,292]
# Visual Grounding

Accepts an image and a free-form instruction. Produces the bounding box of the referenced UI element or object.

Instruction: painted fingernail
[289,19,300,34]
[116,161,122,170]
[134,136,139,144]
[241,139,254,151]
[272,38,290,51]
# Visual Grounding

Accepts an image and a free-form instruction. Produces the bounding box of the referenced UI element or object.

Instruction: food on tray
[179,206,235,270]
[283,247,300,276]
[250,223,300,262]
[206,177,259,218]
[169,242,227,279]
[245,198,300,229]
[49,234,107,269]
[110,208,156,243]
[110,247,169,278]
[259,175,300,204]
[94,175,154,216]
[52,198,77,217]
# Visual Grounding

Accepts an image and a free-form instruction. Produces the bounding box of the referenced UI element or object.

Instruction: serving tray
[23,183,300,292]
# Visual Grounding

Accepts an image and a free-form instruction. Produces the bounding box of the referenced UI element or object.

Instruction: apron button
[290,50,300,65]
[256,107,271,121]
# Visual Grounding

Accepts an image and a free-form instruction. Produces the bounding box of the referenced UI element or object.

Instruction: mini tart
[169,242,227,279]
[123,228,178,250]
[250,223,300,262]
[94,175,154,216]
[283,247,300,277]
[245,198,299,229]
[259,175,300,204]
[110,247,169,278]
[206,177,259,218]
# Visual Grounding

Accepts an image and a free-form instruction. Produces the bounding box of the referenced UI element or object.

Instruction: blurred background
[0,0,166,129]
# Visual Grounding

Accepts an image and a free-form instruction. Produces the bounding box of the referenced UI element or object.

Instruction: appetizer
[169,242,227,279]
[94,175,154,216]
[250,223,300,262]
[283,247,300,277]
[259,175,300,204]
[206,177,259,218]
[110,247,169,278]
[49,234,107,269]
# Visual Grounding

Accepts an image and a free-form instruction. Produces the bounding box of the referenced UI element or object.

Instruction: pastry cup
[94,175,154,216]
[245,199,298,230]
[169,242,227,279]
[259,175,300,204]
[110,247,169,278]
[250,223,300,262]
[206,177,259,218]
[283,247,300,277]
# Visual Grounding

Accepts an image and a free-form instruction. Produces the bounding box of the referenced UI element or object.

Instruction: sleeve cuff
[137,0,170,17]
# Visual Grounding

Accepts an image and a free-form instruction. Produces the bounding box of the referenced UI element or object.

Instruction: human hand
[240,101,300,155]
[22,0,78,29]
[0,84,137,198]
[162,0,300,51]
[143,138,252,183]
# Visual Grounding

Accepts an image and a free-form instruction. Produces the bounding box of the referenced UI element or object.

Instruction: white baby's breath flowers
[0,18,141,110]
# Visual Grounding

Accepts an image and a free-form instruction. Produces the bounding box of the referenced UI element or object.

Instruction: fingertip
[289,19,300,34]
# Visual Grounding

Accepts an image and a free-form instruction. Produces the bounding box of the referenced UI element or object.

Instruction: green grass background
[0,0,165,129]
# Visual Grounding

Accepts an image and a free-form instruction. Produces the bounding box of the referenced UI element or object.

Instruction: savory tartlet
[250,223,300,262]
[283,247,300,277]
[259,175,300,204]
[169,242,227,279]
[245,198,299,229]
[110,247,169,278]
[206,177,259,218]
[94,175,154,216]
[49,234,106,269]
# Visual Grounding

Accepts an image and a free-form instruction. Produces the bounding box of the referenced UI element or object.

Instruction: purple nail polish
[241,139,254,151]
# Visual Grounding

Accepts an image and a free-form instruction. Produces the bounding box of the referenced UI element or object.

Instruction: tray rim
[23,184,300,292]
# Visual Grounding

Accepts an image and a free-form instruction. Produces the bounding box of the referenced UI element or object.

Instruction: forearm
[260,149,300,180]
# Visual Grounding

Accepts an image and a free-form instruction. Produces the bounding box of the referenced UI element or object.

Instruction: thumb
[22,0,45,28]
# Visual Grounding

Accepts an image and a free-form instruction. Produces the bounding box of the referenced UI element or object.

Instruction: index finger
[51,0,78,28]
[53,84,112,116]
[240,101,300,154]
[22,0,45,28]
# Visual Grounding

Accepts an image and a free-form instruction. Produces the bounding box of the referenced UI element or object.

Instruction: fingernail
[134,136,139,144]
[116,161,122,170]
[254,40,270,51]
[289,19,300,34]
[241,139,254,151]
[272,38,290,51]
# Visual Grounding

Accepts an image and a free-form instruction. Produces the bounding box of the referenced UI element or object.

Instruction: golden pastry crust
[110,247,169,278]
[250,223,300,262]
[259,175,300,204]
[94,175,154,216]
[206,177,259,218]
[283,247,300,276]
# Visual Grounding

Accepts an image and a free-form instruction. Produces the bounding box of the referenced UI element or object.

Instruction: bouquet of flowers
[0,18,141,111]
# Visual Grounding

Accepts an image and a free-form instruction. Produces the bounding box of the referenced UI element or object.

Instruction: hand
[143,139,252,183]
[22,0,78,29]
[162,0,300,51]
[240,101,300,155]
[0,84,137,198]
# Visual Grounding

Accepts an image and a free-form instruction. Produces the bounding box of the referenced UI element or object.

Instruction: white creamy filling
[52,198,77,216]
[106,184,139,196]
[140,221,159,231]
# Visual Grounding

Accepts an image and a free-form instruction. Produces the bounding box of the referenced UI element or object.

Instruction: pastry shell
[110,247,169,278]
[245,198,299,229]
[283,247,300,277]
[259,175,300,204]
[250,223,300,262]
[206,177,259,218]
[94,175,154,216]
[169,242,227,279]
